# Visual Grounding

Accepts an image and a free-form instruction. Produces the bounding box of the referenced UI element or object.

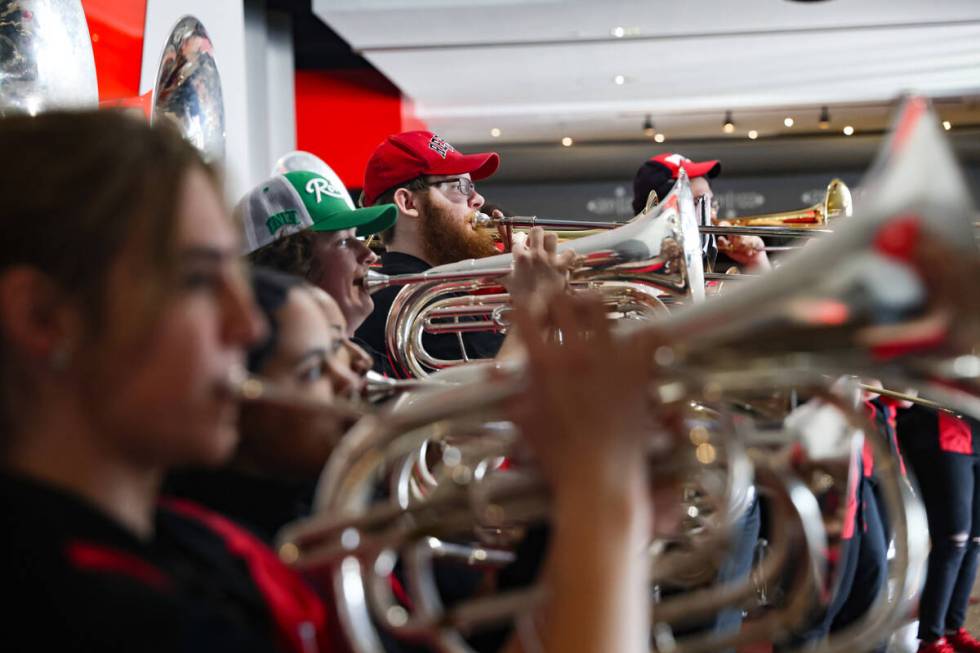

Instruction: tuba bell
[150,16,226,166]
[0,0,98,117]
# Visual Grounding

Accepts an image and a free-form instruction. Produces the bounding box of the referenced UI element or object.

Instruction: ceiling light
[642,114,655,137]
[943,120,952,131]
[613,74,626,85]
[818,106,830,130]
[611,26,625,38]
[783,117,794,127]
[748,130,759,140]
[722,111,735,134]
[490,128,501,138]
[561,136,574,147]
[654,133,666,143]
[842,125,854,136]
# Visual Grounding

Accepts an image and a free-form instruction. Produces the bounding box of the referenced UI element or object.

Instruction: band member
[506,287,658,653]
[356,131,573,375]
[631,152,771,272]
[166,269,370,543]
[0,110,660,653]
[239,166,397,343]
[897,406,980,653]
[0,109,338,652]
[630,153,764,648]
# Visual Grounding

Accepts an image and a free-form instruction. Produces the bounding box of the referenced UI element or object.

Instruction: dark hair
[371,177,427,245]
[631,161,676,216]
[247,229,319,279]
[247,268,305,373]
[0,109,217,439]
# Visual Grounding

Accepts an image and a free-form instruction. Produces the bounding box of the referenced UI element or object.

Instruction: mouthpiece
[468,211,493,227]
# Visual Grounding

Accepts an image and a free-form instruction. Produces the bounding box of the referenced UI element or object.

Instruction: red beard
[418,196,499,266]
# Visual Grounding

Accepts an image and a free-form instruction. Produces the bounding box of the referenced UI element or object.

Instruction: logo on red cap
[428,135,454,159]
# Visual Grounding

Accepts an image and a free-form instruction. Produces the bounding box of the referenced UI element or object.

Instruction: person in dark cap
[357,130,572,377]
[632,153,771,272]
[633,157,763,652]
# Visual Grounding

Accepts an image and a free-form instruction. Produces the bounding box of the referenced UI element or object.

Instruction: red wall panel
[81,0,148,104]
[295,69,426,189]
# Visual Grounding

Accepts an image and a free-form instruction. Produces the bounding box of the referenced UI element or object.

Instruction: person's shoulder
[0,524,183,652]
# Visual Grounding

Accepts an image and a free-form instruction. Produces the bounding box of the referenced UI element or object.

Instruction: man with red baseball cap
[357,130,569,376]
[632,152,769,271]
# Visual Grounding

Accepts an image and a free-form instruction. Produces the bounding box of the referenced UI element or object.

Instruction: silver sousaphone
[150,15,225,166]
[0,0,98,117]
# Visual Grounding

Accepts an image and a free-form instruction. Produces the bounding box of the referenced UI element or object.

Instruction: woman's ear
[392,188,421,219]
[0,267,81,367]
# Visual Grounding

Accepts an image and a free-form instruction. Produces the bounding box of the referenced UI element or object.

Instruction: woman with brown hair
[0,109,333,653]
[166,268,373,543]
[0,109,660,653]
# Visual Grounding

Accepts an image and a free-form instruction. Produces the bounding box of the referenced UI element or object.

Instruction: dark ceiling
[266,0,372,70]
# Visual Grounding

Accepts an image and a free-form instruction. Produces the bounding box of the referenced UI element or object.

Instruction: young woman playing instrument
[0,109,657,653]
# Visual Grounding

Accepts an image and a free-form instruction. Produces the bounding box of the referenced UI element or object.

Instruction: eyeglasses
[419,176,477,199]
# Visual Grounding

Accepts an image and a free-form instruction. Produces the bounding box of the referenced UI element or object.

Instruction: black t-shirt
[164,468,316,545]
[0,471,327,653]
[355,252,505,377]
[896,404,980,455]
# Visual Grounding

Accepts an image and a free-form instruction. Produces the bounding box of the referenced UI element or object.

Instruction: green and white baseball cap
[236,168,397,255]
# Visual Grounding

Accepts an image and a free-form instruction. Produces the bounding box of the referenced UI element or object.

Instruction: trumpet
[276,97,976,653]
[470,178,851,251]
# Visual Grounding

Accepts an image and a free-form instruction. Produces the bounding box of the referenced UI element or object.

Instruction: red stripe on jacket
[65,540,172,591]
[162,498,328,653]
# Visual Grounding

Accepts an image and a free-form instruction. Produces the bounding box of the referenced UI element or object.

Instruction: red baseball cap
[361,131,499,206]
[649,152,721,180]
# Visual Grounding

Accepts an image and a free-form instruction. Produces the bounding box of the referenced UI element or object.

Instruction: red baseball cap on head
[649,152,721,180]
[361,131,500,206]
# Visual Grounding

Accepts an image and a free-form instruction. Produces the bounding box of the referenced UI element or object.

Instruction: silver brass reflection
[0,0,98,117]
[151,15,225,165]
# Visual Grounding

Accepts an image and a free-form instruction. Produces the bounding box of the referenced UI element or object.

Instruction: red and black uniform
[0,470,336,653]
[897,407,980,643]
[784,399,895,652]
